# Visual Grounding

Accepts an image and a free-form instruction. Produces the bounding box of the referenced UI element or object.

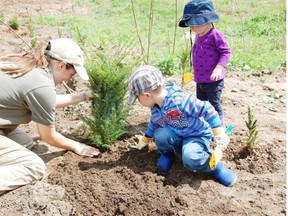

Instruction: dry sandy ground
[0,0,286,215]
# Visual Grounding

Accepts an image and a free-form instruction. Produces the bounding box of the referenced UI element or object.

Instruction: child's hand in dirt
[74,143,100,157]
[131,135,153,150]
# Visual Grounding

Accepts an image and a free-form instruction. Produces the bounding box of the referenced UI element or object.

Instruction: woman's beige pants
[0,128,46,194]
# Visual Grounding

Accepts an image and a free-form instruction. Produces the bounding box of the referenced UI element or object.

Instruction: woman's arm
[56,90,93,108]
[36,123,100,157]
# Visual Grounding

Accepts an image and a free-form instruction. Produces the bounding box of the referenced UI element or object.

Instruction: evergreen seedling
[79,53,131,149]
[245,106,259,153]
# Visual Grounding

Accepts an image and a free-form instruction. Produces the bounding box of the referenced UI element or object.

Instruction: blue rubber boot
[156,152,176,171]
[211,162,237,187]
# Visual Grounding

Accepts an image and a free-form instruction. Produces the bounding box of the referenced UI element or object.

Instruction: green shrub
[79,52,131,149]
[153,55,178,76]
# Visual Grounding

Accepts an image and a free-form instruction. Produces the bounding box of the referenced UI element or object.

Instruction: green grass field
[32,0,286,73]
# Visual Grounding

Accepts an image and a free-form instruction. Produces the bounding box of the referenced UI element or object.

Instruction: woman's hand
[74,143,100,157]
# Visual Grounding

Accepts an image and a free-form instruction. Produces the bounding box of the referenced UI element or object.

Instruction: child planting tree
[127,65,237,187]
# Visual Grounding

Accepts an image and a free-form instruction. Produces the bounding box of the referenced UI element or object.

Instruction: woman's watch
[82,92,87,101]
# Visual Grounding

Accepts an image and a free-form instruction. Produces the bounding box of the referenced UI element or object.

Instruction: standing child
[179,0,231,127]
[128,65,237,187]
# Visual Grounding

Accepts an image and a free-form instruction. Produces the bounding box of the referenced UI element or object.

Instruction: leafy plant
[153,55,177,76]
[8,16,20,30]
[79,52,132,149]
[178,40,191,75]
[245,106,259,153]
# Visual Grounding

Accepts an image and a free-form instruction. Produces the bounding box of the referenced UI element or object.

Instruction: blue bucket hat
[179,0,219,28]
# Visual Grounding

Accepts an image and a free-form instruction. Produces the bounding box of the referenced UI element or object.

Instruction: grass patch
[31,0,285,73]
[215,0,286,72]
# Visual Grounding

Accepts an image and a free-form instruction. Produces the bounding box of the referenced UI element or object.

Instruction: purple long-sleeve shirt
[192,27,231,83]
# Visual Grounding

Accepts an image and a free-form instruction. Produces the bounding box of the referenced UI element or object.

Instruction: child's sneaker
[156,152,176,171]
[211,162,237,187]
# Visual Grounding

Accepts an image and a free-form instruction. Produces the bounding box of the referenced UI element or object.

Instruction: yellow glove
[131,135,153,150]
[209,127,230,170]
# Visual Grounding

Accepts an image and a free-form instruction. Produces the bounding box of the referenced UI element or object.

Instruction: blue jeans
[154,127,212,172]
[196,79,225,126]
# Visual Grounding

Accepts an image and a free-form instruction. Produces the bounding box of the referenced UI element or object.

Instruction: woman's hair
[0,41,51,78]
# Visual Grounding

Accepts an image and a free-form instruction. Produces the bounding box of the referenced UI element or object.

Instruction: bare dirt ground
[0,0,286,215]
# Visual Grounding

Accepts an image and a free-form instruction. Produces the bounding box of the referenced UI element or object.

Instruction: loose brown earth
[0,1,286,215]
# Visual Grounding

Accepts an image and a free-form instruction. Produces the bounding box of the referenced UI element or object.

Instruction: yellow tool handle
[182,72,194,84]
[209,145,223,170]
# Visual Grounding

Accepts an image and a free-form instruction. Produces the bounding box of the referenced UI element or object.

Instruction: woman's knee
[0,136,46,185]
[0,151,46,193]
[7,128,34,149]
[19,150,46,181]
[33,156,46,180]
[14,148,46,181]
